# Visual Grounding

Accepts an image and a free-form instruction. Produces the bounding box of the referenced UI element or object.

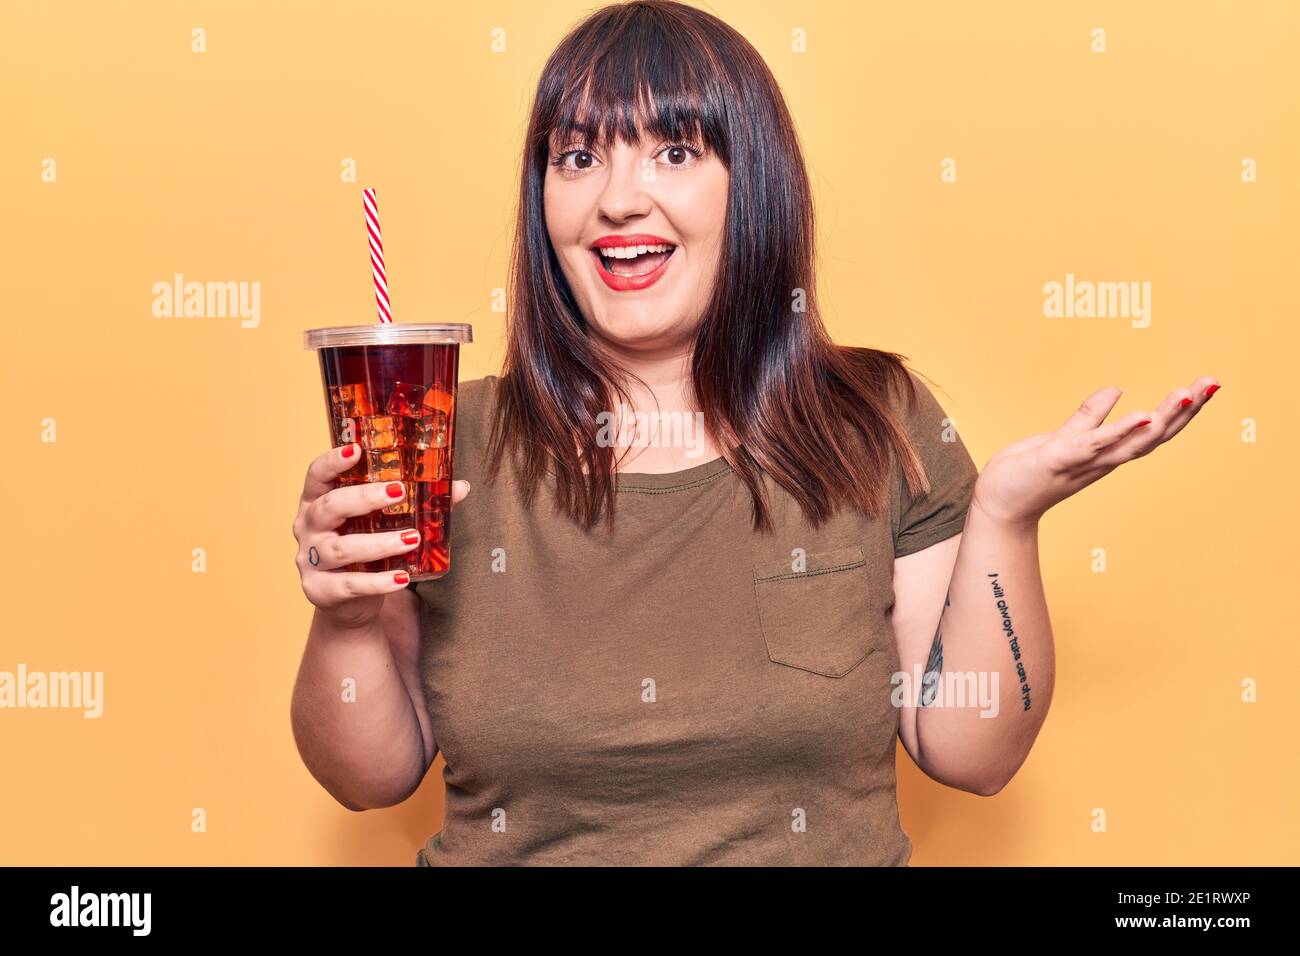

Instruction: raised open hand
[971,377,1222,529]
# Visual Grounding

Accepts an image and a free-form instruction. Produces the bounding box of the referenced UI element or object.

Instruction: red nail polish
[341,443,356,458]
[1204,384,1220,398]
[1179,397,1193,408]
[1136,418,1152,426]
[400,530,419,545]
[386,482,404,498]
[393,572,410,585]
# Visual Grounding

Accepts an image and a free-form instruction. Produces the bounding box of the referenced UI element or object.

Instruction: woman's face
[543,126,729,352]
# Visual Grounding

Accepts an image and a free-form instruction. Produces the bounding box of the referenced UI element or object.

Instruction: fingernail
[1136,418,1152,427]
[386,482,405,498]
[1204,384,1220,398]
[400,530,420,545]
[341,443,356,458]
[463,480,471,492]
[393,572,410,585]
[1179,397,1193,408]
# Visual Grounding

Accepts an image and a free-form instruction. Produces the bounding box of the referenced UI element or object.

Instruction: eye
[549,146,601,175]
[656,142,704,167]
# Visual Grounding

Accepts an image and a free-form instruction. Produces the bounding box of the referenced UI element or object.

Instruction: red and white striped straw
[363,187,392,323]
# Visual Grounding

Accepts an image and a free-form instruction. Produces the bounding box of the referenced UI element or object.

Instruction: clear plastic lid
[303,323,473,350]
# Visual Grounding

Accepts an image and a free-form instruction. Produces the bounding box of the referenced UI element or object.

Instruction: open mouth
[591,243,677,278]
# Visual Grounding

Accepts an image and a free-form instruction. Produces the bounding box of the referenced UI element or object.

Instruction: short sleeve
[891,370,980,558]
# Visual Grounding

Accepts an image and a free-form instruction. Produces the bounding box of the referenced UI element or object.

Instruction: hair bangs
[542,20,730,163]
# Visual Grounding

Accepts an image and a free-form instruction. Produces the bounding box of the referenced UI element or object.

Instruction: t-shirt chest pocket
[751,546,882,678]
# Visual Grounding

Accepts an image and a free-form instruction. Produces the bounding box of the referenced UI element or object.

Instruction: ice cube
[406,446,448,482]
[329,383,374,418]
[386,381,427,418]
[422,385,455,417]
[365,449,403,482]
[404,410,448,449]
[358,414,402,451]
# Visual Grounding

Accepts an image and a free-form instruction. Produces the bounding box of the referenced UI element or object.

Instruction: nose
[594,145,653,223]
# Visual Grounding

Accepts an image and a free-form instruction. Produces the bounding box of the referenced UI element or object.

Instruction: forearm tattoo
[918,589,950,707]
[989,573,1032,711]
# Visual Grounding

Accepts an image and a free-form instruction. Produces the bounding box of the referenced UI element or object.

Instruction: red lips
[590,233,675,249]
[589,234,677,292]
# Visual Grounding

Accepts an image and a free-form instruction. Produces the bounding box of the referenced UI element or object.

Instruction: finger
[1055,386,1124,435]
[1047,408,1150,472]
[299,527,422,573]
[301,443,365,504]
[1086,409,1168,468]
[306,479,410,533]
[1086,376,1222,468]
[1086,408,1158,450]
[301,567,412,609]
[1153,376,1221,445]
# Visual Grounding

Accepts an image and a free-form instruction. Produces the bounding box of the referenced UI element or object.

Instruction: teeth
[596,243,674,258]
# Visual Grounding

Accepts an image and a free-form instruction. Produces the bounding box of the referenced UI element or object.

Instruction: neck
[594,340,722,473]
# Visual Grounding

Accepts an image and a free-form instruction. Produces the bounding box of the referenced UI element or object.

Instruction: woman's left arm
[898,376,1221,795]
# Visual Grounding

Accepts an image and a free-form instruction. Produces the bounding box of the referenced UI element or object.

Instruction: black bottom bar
[0,865,1283,940]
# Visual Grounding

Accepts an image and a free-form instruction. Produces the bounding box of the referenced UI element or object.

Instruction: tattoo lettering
[988,572,1032,710]
[918,589,950,707]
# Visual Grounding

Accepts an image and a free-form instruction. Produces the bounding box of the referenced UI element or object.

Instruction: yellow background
[2,0,1295,865]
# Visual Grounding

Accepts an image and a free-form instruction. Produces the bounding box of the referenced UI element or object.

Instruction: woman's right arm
[290,597,430,812]
[288,442,468,811]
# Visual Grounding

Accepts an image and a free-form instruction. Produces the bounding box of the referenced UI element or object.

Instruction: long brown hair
[486,0,933,533]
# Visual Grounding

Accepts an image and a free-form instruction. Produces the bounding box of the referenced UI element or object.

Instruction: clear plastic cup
[303,323,473,581]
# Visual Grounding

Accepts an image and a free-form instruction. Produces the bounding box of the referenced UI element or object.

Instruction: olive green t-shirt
[412,369,979,866]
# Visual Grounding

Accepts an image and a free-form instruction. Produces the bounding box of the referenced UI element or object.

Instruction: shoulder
[887,366,966,447]
[888,364,940,420]
[457,374,499,412]
[454,375,500,435]
[449,375,500,483]
[835,345,939,430]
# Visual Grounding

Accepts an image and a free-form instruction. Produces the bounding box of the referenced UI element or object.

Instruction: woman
[290,1,1218,866]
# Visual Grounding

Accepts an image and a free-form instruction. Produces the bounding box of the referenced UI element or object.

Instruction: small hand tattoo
[308,546,321,567]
